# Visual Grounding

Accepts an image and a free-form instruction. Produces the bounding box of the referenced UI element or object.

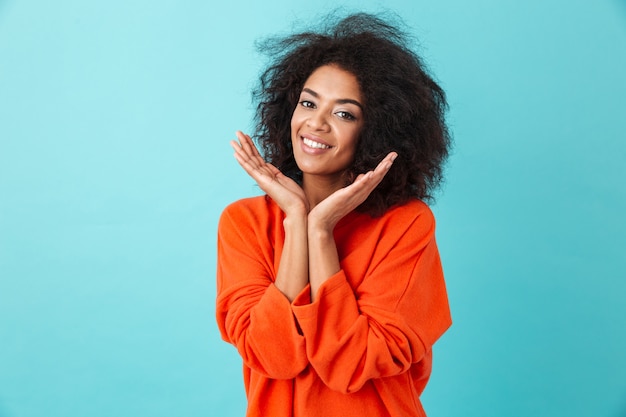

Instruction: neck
[302,173,347,210]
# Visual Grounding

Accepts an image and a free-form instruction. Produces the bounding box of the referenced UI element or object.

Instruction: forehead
[302,65,362,101]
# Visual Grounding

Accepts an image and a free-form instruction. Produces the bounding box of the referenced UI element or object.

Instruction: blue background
[1,0,625,416]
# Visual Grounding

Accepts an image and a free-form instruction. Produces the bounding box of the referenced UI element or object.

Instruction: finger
[232,138,270,178]
[353,152,397,183]
[350,172,377,194]
[232,147,259,175]
[355,152,396,188]
[233,132,266,171]
[236,132,255,158]
[243,132,263,158]
[350,153,397,193]
[266,163,282,177]
[354,173,366,182]
[372,151,397,175]
[235,130,250,146]
[231,140,258,171]
[236,131,263,160]
[230,139,249,163]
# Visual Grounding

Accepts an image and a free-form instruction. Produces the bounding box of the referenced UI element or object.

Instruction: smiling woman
[216,12,452,417]
[290,65,364,200]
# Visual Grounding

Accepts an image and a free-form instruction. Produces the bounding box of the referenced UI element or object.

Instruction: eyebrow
[302,87,363,110]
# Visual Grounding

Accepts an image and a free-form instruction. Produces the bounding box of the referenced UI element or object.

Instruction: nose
[306,111,330,131]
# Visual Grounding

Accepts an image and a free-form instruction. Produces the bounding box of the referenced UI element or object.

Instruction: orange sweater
[216,196,451,417]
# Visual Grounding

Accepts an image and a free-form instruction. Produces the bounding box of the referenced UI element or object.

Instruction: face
[290,64,364,183]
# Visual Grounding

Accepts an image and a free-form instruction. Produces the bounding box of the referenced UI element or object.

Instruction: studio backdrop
[1,1,625,416]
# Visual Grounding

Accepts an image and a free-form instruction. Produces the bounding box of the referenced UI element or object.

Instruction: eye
[335,111,356,121]
[299,100,315,108]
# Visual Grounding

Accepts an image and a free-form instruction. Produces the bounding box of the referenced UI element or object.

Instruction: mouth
[302,137,332,150]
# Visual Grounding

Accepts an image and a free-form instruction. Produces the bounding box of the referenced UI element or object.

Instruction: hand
[231,131,309,216]
[308,151,397,231]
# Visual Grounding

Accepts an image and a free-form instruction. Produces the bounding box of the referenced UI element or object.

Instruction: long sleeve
[216,197,309,379]
[291,201,451,393]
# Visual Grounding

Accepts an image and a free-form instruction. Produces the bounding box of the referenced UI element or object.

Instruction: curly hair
[253,12,451,216]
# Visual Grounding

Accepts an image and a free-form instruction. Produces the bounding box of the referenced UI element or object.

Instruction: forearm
[216,202,310,377]
[274,214,309,301]
[293,273,421,393]
[307,222,341,301]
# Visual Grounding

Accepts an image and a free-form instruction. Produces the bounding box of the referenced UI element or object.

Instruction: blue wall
[1,1,624,416]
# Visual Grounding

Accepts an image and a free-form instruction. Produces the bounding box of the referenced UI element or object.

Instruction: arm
[293,204,452,393]
[216,202,309,379]
[231,131,309,301]
[216,131,311,378]
[307,152,397,300]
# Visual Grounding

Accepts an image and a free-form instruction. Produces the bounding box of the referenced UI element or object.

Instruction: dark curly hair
[253,12,451,216]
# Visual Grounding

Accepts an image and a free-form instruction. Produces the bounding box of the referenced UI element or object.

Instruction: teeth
[303,138,331,149]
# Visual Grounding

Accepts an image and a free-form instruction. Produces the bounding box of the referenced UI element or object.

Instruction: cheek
[345,127,361,151]
[290,111,305,149]
[291,105,304,124]
[290,111,301,137]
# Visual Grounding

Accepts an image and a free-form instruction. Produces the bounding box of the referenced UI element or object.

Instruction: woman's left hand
[308,151,397,231]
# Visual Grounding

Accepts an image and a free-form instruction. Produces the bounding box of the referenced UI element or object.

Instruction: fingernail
[391,153,397,162]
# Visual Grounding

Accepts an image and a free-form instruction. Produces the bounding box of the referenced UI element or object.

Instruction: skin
[231,65,397,301]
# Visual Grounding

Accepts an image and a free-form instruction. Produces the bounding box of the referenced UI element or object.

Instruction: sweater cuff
[291,283,312,306]
[253,282,307,347]
[291,270,357,319]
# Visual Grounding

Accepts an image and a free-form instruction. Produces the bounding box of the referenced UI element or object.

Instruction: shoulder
[379,199,436,234]
[338,199,436,254]
[386,199,434,220]
[221,195,273,217]
[218,195,281,232]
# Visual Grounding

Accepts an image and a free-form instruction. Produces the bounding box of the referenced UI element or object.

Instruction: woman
[216,12,452,417]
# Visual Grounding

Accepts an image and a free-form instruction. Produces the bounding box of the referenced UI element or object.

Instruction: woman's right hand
[231,131,309,217]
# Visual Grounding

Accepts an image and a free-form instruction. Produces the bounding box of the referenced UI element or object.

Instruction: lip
[300,133,333,155]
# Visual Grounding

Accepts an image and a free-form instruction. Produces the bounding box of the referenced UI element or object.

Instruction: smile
[303,137,332,149]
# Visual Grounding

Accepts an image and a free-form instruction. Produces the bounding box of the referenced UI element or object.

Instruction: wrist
[284,199,309,217]
[283,212,307,230]
[307,220,334,242]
